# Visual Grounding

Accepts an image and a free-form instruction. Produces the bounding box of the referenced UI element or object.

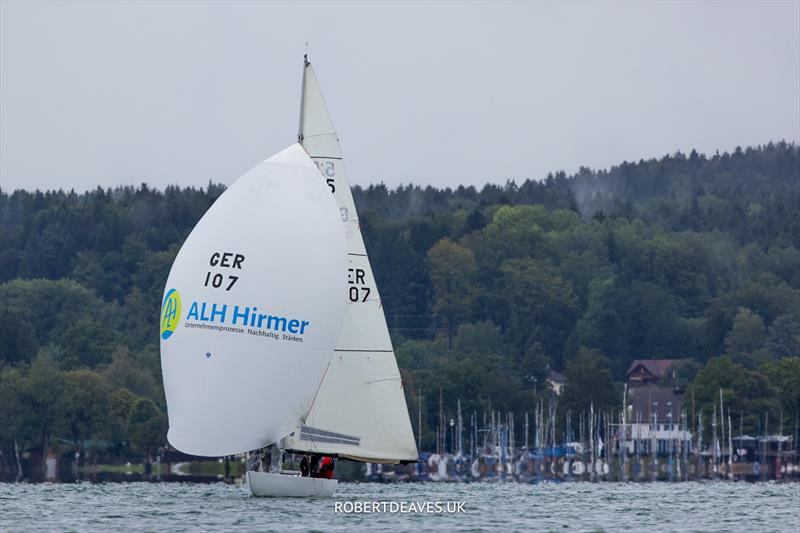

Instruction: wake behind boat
[159,56,418,497]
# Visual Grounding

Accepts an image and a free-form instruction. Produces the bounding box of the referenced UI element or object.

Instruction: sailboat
[159,56,418,497]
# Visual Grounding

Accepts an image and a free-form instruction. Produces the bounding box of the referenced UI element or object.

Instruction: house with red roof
[626,359,682,387]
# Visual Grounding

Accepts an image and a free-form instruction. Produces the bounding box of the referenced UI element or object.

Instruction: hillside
[0,141,798,462]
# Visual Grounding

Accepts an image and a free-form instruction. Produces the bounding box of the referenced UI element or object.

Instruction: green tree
[761,357,800,426]
[448,352,535,414]
[467,205,547,271]
[62,370,111,463]
[426,238,477,348]
[689,356,779,435]
[395,338,446,373]
[566,276,630,376]
[500,258,578,367]
[127,397,166,459]
[0,279,116,349]
[658,359,702,389]
[106,387,138,455]
[60,318,120,369]
[560,347,619,416]
[102,345,160,401]
[453,321,504,355]
[23,354,67,458]
[0,366,28,477]
[765,315,800,358]
[0,309,39,364]
[724,307,766,368]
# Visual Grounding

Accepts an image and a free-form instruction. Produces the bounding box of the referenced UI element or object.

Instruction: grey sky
[1,1,798,192]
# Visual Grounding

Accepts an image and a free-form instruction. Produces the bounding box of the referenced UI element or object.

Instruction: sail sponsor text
[183,300,310,343]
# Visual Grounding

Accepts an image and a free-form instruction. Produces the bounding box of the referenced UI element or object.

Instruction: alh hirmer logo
[160,288,181,340]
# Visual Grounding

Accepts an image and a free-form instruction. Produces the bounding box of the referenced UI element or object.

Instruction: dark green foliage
[761,358,800,424]
[19,353,67,454]
[0,143,798,456]
[0,309,38,364]
[658,360,702,389]
[106,387,138,456]
[765,315,800,359]
[0,184,220,462]
[0,367,27,450]
[60,318,120,369]
[63,370,111,455]
[724,307,767,368]
[426,239,477,348]
[101,346,161,402]
[689,357,780,435]
[560,347,620,416]
[127,398,166,457]
[500,258,578,367]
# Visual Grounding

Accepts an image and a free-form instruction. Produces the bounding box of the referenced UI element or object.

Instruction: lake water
[1,481,798,532]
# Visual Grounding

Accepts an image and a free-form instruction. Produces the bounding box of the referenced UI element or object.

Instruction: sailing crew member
[300,456,310,477]
[309,453,321,477]
[317,456,334,479]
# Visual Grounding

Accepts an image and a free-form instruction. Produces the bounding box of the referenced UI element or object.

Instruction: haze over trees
[0,141,798,463]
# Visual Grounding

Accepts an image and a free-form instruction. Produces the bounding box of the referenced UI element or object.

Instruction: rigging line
[366,376,401,384]
[386,327,448,331]
[311,156,344,160]
[302,132,337,140]
[335,349,394,353]
[306,358,332,422]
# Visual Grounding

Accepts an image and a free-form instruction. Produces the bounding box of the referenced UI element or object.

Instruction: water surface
[1,481,798,532]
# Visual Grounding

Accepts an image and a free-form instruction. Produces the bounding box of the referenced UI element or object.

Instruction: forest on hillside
[0,141,798,465]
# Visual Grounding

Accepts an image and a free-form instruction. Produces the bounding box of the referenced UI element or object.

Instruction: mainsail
[283,58,419,463]
[160,144,347,457]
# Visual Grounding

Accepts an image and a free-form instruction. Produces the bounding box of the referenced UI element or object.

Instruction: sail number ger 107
[204,251,245,291]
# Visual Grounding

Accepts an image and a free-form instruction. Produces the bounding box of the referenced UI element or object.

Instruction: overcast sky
[1,1,798,192]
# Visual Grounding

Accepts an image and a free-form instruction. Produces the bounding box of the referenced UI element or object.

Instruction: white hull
[246,471,338,497]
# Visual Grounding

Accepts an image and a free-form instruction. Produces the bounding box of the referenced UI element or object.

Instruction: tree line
[0,141,798,464]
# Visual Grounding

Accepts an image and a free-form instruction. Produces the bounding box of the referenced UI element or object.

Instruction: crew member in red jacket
[316,456,334,479]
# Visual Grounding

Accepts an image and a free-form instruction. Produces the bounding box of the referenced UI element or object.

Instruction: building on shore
[547,368,566,396]
[626,359,683,387]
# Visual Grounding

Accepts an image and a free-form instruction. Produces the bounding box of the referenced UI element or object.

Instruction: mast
[457,399,463,456]
[297,54,309,143]
[417,389,423,452]
[719,389,725,474]
[524,411,529,451]
[712,403,718,477]
[728,412,733,480]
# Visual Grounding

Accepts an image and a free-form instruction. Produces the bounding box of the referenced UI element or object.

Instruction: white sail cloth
[283,60,418,463]
[160,144,346,457]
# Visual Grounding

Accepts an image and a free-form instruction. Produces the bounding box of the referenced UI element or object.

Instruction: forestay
[160,144,346,457]
[283,59,418,463]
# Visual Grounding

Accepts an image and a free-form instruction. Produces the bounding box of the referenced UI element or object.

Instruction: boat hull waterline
[246,471,338,498]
